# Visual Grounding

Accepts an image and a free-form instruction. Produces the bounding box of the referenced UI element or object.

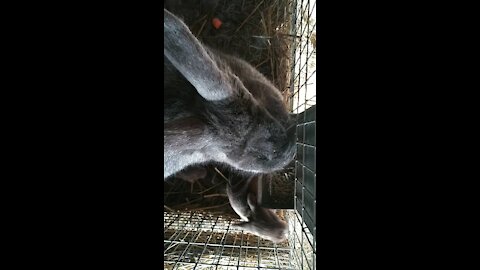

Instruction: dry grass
[164,164,236,218]
[164,164,293,220]
[164,0,297,217]
[165,0,296,100]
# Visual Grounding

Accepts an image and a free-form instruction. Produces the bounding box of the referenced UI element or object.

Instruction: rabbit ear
[164,9,235,101]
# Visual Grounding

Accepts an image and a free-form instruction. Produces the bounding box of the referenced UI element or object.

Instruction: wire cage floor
[164,0,316,268]
[164,210,315,270]
[164,211,292,269]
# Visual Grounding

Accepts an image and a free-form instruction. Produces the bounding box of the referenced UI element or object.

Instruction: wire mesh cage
[288,0,316,269]
[164,211,292,269]
[164,0,316,268]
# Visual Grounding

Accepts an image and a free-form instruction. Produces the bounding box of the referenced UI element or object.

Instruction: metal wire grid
[164,211,294,269]
[288,0,316,269]
[289,0,316,113]
[163,0,316,268]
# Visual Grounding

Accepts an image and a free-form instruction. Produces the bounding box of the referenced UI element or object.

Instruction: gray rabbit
[164,9,296,179]
[227,174,288,243]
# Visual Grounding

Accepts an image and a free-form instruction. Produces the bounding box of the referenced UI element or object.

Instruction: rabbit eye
[257,155,268,161]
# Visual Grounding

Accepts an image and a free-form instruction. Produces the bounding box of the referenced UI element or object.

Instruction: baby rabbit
[227,174,288,243]
[164,9,296,179]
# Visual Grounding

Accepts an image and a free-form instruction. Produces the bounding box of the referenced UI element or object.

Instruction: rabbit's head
[205,88,296,174]
[233,190,289,243]
[227,174,289,243]
[164,9,296,177]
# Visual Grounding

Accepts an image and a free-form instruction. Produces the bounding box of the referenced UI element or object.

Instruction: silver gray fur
[164,9,296,179]
[227,175,288,243]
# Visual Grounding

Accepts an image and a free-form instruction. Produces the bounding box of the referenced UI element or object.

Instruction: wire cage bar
[288,0,316,268]
[164,0,316,268]
[164,211,293,269]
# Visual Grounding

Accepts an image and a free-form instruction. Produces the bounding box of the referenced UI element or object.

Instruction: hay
[164,0,297,218]
[164,164,237,218]
[164,165,293,220]
[165,0,295,96]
